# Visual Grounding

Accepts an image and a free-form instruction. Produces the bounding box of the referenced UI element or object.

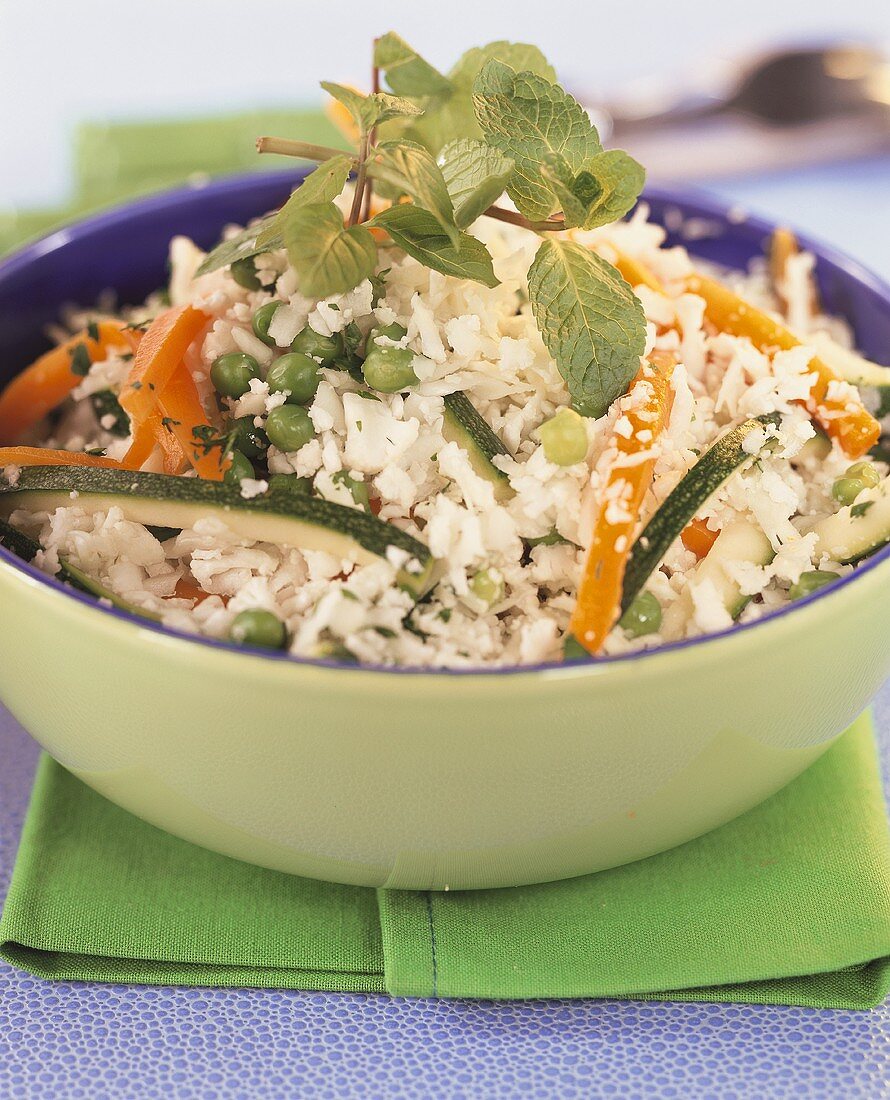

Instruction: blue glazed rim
[0,171,888,675]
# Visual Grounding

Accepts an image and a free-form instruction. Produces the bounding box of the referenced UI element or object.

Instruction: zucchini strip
[0,465,436,597]
[621,413,780,614]
[0,515,161,621]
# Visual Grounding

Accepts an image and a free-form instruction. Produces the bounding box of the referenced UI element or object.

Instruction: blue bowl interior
[0,171,889,674]
[2,172,889,378]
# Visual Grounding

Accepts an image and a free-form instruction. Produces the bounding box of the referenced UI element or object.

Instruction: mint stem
[256,137,354,162]
[348,132,372,227]
[482,206,565,233]
[361,42,381,224]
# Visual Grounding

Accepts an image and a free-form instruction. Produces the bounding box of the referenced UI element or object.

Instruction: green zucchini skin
[442,392,513,501]
[0,515,161,621]
[814,477,890,564]
[0,465,436,597]
[620,414,780,614]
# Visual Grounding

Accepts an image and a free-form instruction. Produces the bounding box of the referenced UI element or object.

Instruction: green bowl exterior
[1,548,887,889]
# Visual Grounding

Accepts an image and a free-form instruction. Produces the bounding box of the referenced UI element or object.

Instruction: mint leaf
[450,42,556,88]
[580,150,645,229]
[195,214,278,277]
[321,82,422,134]
[367,141,458,245]
[369,205,498,288]
[374,33,451,97]
[539,153,593,229]
[283,202,377,298]
[256,155,353,250]
[472,60,602,221]
[440,139,514,227]
[381,40,557,155]
[196,157,353,277]
[528,239,646,418]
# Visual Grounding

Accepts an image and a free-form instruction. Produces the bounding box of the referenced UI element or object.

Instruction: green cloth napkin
[2,713,890,1007]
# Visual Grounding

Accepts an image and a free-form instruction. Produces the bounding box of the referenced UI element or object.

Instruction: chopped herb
[86,321,100,342]
[90,390,129,437]
[851,500,874,518]
[68,343,91,377]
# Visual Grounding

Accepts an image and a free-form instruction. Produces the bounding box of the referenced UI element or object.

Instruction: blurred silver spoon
[583,42,890,181]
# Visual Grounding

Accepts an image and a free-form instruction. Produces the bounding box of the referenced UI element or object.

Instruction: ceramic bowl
[1,172,888,889]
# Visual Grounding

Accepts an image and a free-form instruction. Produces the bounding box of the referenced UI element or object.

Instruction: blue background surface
[2,0,890,1091]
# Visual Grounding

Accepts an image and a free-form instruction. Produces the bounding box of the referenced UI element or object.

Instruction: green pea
[223,450,255,486]
[332,470,370,511]
[265,404,315,453]
[230,257,261,291]
[470,568,504,606]
[845,461,880,489]
[618,591,662,638]
[211,353,260,398]
[371,322,408,344]
[539,408,588,466]
[251,301,282,347]
[291,326,343,364]
[230,609,287,650]
[832,477,866,506]
[267,353,321,405]
[228,416,268,459]
[362,344,417,393]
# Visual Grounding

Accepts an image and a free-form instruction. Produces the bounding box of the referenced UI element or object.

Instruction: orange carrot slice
[609,247,664,293]
[119,305,210,470]
[155,366,229,480]
[686,273,880,458]
[119,305,209,427]
[172,577,220,605]
[0,446,123,469]
[569,351,677,655]
[0,322,137,445]
[150,412,189,475]
[681,517,720,559]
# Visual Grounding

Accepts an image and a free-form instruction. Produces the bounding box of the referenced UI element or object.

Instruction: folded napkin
[2,713,889,1007]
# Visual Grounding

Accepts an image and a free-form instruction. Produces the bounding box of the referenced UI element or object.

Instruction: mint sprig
[198,34,652,421]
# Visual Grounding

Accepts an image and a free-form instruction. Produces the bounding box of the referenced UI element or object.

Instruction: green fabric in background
[0,109,343,256]
[2,713,889,1007]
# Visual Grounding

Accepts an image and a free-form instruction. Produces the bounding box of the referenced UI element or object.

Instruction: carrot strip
[609,247,665,293]
[119,305,209,427]
[120,419,160,471]
[686,273,880,458]
[156,367,229,480]
[172,578,222,606]
[0,446,123,469]
[0,322,137,445]
[569,351,677,655]
[119,305,210,470]
[681,517,720,559]
[147,411,189,475]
